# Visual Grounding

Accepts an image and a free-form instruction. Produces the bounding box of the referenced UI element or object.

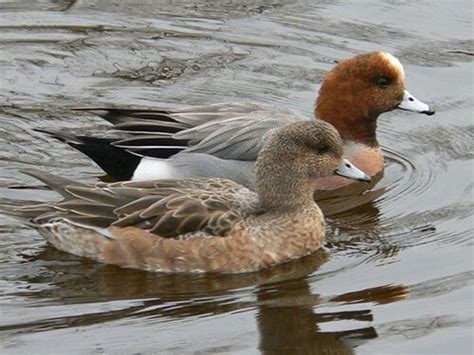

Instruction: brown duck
[1,121,369,273]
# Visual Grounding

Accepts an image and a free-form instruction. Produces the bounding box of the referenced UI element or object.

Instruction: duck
[38,51,434,190]
[2,121,370,273]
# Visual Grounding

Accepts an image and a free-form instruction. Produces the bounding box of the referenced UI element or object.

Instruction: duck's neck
[255,169,316,211]
[315,88,379,147]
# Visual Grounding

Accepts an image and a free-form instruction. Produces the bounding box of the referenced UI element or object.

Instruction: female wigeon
[40,51,434,190]
[3,121,369,273]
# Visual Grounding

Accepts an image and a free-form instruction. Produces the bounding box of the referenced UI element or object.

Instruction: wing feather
[88,103,309,161]
[14,172,260,239]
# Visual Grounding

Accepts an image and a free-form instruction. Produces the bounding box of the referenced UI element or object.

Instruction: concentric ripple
[381,145,436,206]
[0,0,472,353]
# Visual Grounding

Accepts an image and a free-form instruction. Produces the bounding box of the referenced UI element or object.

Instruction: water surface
[0,0,473,354]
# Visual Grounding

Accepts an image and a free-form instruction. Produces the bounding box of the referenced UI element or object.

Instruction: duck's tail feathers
[71,107,178,125]
[35,129,141,181]
[0,197,60,228]
[0,203,41,225]
[69,108,190,151]
[1,201,111,261]
[19,168,83,198]
[0,169,75,224]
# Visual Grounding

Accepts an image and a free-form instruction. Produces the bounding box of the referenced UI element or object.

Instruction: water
[0,0,473,353]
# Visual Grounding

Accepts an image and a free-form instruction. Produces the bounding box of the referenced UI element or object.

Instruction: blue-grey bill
[335,159,371,182]
[398,90,435,115]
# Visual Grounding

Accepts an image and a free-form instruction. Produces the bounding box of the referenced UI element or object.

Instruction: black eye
[377,77,391,88]
[318,144,330,154]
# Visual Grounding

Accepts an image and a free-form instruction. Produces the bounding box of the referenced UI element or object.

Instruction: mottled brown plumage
[2,121,366,273]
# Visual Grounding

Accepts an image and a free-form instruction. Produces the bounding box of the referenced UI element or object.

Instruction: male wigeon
[3,121,369,273]
[40,51,434,190]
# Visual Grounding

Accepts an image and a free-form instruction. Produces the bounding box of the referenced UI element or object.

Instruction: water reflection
[256,278,377,355]
[3,245,409,354]
[1,0,472,352]
[316,171,385,217]
[1,167,402,355]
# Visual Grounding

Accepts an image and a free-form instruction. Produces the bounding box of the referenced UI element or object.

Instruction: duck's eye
[377,77,391,88]
[318,144,330,154]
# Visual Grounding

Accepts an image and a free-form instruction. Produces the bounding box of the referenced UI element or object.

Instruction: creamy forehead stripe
[381,52,405,79]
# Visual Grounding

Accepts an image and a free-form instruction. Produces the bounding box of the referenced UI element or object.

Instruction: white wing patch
[132,157,177,180]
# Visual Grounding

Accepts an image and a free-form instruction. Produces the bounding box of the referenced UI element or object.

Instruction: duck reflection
[9,240,408,354]
[316,171,384,217]
[257,279,376,355]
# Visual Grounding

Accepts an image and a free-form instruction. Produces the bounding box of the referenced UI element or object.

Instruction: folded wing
[6,170,259,239]
[75,102,309,161]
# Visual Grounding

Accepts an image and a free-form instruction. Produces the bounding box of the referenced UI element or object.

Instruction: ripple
[324,130,469,262]
[0,0,473,353]
[381,145,437,205]
[398,39,474,67]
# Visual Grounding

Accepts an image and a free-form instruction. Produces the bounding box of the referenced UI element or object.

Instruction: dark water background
[0,1,472,354]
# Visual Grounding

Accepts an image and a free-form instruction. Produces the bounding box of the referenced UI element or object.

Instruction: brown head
[316,52,434,146]
[254,121,369,210]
